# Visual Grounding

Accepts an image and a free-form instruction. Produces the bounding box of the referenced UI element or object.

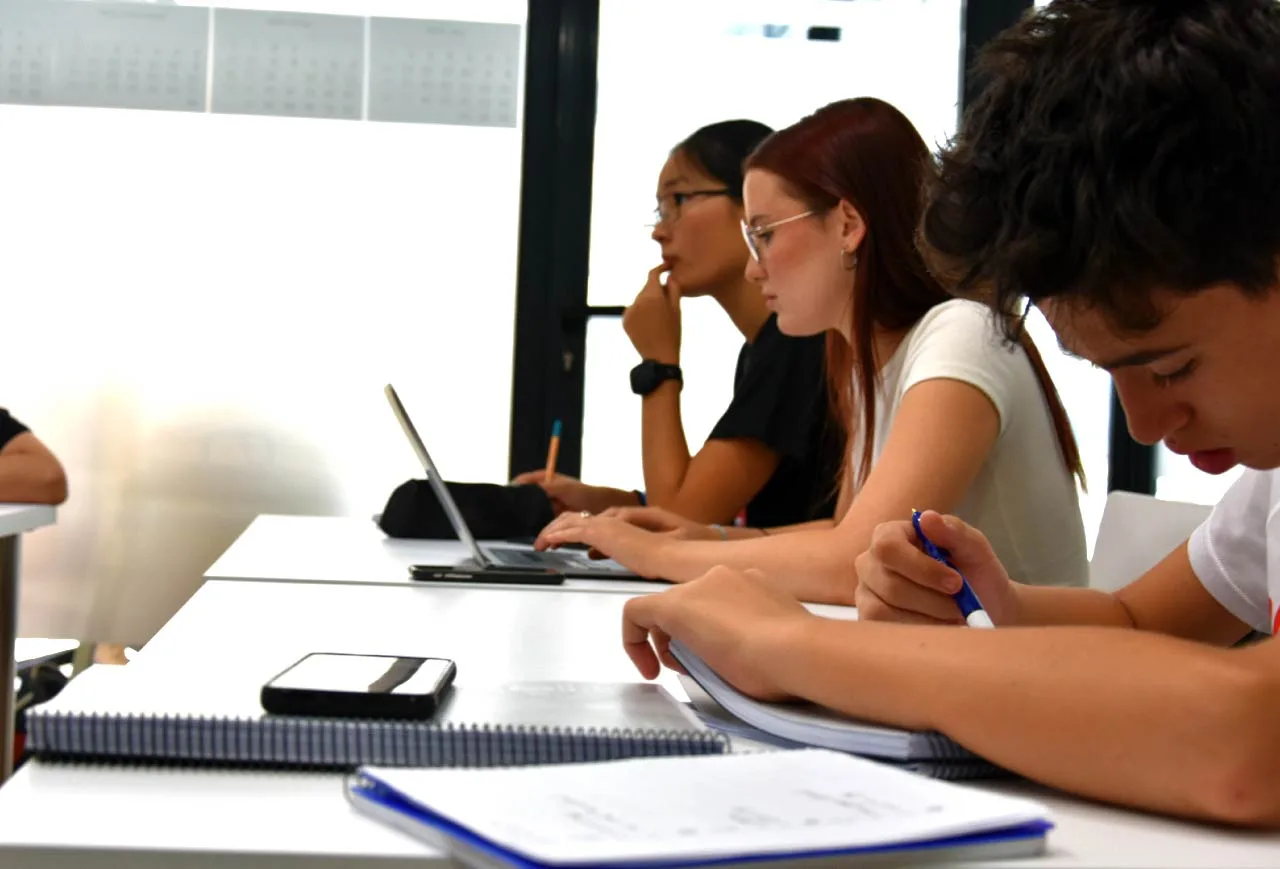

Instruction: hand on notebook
[621,566,812,701]
[854,511,1018,626]
[534,511,672,577]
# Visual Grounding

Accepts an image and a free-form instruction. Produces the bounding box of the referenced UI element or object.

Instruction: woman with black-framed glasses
[513,120,842,531]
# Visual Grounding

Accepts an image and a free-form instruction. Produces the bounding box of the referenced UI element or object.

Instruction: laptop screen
[383,384,491,566]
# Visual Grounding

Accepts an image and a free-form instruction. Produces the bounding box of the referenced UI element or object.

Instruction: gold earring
[840,249,858,271]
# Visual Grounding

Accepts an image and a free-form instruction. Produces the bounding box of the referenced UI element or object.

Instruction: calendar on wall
[212,9,362,121]
[0,1,523,130]
[368,19,519,128]
[0,1,61,106]
[56,2,208,113]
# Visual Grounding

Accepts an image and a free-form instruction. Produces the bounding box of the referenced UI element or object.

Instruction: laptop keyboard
[490,548,585,570]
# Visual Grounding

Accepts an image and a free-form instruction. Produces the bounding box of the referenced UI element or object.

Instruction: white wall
[8,0,526,645]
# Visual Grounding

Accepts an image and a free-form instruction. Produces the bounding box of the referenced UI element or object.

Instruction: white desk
[205,514,668,594]
[3,580,1279,867]
[133,579,680,688]
[0,503,55,783]
[0,579,677,868]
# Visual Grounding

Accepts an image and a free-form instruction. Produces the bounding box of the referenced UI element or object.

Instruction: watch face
[631,362,680,396]
[630,363,655,395]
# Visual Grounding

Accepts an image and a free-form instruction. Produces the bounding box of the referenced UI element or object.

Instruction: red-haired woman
[537,98,1087,604]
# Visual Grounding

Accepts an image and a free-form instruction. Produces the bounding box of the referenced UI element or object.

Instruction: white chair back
[1090,491,1212,592]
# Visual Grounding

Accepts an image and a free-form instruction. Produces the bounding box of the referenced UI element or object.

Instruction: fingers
[917,510,996,566]
[622,595,665,679]
[510,470,545,485]
[664,273,683,307]
[638,264,668,298]
[855,581,963,626]
[534,512,587,550]
[853,555,964,622]
[537,523,591,551]
[655,631,688,675]
[601,506,677,532]
[867,521,963,594]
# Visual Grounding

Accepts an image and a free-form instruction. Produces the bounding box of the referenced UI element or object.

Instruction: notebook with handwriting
[25,664,726,769]
[671,639,994,775]
[347,749,1051,868]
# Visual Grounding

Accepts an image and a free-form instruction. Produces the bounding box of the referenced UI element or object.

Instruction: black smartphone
[409,564,565,585]
[260,652,456,719]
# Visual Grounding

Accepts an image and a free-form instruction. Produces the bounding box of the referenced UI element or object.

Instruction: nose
[1113,372,1192,446]
[651,221,670,243]
[744,255,766,284]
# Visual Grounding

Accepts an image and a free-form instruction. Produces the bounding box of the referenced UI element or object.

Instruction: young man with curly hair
[616,0,1280,827]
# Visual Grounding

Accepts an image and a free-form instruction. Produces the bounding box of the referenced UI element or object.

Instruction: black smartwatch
[630,360,683,396]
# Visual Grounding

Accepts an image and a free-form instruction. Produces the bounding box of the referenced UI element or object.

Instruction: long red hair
[747,98,1083,492]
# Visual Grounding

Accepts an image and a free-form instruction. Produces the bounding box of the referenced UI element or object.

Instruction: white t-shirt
[1188,469,1280,635]
[851,299,1089,587]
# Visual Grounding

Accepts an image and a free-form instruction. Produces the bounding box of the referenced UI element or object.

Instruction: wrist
[596,487,642,513]
[751,611,821,698]
[1001,581,1027,626]
[641,380,683,403]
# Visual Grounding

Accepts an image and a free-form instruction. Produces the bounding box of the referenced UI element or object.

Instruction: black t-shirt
[708,316,841,528]
[0,409,28,451]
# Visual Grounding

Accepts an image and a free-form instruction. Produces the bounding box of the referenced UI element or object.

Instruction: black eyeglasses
[650,188,732,227]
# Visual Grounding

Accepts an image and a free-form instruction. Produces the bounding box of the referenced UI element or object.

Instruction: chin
[774,312,823,338]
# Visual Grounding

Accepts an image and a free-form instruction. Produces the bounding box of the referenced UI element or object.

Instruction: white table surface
[0,503,55,538]
[205,513,668,594]
[3,581,1278,867]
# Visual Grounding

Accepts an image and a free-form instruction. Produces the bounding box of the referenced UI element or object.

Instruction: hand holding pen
[911,509,995,628]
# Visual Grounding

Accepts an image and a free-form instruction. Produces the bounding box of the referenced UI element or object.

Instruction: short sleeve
[0,409,29,451]
[708,316,827,460]
[897,300,1023,437]
[1187,469,1273,633]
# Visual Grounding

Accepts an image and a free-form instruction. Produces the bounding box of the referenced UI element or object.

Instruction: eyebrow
[658,176,688,191]
[1092,345,1191,371]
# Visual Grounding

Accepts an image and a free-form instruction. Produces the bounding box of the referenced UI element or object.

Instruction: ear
[835,199,866,255]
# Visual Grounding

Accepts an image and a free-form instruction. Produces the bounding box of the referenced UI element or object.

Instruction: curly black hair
[920,0,1280,335]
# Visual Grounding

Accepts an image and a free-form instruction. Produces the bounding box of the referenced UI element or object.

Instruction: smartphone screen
[267,653,453,696]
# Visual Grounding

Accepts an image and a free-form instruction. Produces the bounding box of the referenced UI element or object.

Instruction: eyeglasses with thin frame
[740,210,817,263]
[649,188,732,227]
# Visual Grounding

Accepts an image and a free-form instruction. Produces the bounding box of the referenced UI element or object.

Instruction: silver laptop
[383,384,642,579]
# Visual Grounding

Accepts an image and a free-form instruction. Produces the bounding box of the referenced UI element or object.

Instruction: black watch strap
[630,360,683,396]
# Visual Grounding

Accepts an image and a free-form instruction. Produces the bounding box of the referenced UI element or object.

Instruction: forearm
[0,454,68,504]
[640,383,692,505]
[1010,582,1135,628]
[655,529,856,603]
[770,618,1280,825]
[721,519,834,540]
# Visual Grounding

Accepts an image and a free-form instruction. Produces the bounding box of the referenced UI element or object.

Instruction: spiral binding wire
[26,711,731,769]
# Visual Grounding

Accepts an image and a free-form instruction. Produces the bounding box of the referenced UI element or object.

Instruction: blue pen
[911,509,994,629]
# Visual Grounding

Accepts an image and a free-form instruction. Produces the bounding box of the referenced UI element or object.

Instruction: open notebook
[25,664,726,769]
[347,748,1052,868]
[671,640,999,779]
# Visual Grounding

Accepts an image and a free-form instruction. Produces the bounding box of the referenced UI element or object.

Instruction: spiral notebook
[25,664,727,769]
[671,640,998,777]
